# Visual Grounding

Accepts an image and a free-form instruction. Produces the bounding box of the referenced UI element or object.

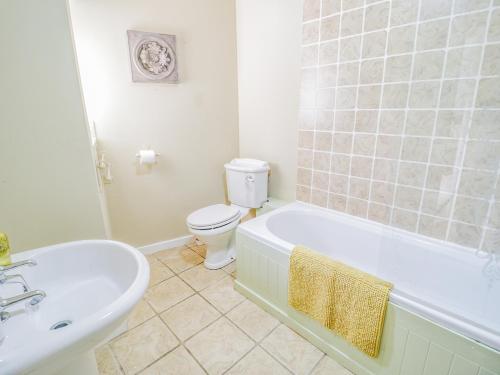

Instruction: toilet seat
[187,204,241,230]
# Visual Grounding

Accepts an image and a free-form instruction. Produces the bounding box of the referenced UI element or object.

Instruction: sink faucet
[0,290,46,322]
[0,259,37,292]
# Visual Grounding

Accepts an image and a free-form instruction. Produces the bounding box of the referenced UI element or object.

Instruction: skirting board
[137,234,194,255]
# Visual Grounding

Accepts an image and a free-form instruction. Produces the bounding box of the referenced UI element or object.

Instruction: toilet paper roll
[139,150,156,165]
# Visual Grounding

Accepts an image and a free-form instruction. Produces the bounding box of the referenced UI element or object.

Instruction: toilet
[186,159,269,269]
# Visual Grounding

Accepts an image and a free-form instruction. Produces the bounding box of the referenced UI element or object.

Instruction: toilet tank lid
[224,158,270,173]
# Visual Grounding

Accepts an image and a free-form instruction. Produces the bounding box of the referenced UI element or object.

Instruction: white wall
[0,0,108,252]
[236,0,303,201]
[70,0,240,247]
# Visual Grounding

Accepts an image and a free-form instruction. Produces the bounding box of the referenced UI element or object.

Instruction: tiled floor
[96,243,353,375]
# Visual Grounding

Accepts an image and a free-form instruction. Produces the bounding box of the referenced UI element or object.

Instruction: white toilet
[186,159,269,269]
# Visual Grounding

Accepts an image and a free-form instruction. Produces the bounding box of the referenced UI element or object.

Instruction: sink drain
[50,320,72,330]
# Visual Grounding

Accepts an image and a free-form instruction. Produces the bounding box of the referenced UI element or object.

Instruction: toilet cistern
[186,158,270,269]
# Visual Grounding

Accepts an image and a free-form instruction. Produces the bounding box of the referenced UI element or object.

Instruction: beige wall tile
[314,132,333,151]
[420,0,452,20]
[382,83,409,108]
[360,59,384,84]
[481,229,500,252]
[395,186,422,211]
[314,151,332,170]
[430,138,460,166]
[321,15,340,41]
[388,25,416,55]
[353,134,376,155]
[316,109,334,128]
[317,65,337,87]
[299,131,314,149]
[436,110,469,138]
[302,45,318,67]
[364,2,389,32]
[392,208,418,232]
[331,153,351,174]
[426,165,458,192]
[330,174,349,194]
[340,36,361,61]
[418,215,448,240]
[482,44,500,76]
[368,203,391,224]
[413,51,445,80]
[319,41,338,64]
[458,169,496,198]
[355,110,378,132]
[445,46,481,78]
[349,177,370,199]
[373,158,397,182]
[448,221,482,247]
[470,110,500,140]
[385,55,412,82]
[477,78,500,108]
[488,9,500,42]
[298,149,314,168]
[358,85,382,109]
[398,162,426,187]
[312,171,330,190]
[463,140,500,170]
[342,0,363,10]
[417,19,449,51]
[379,110,405,134]
[490,203,500,227]
[405,110,435,136]
[350,156,373,178]
[311,189,329,207]
[362,31,387,58]
[332,132,353,153]
[347,197,369,217]
[371,181,395,205]
[322,0,341,16]
[376,135,401,159]
[454,0,490,13]
[440,79,476,108]
[341,8,363,37]
[409,82,440,108]
[299,110,316,130]
[402,137,431,162]
[421,190,453,218]
[296,185,311,202]
[390,0,418,27]
[303,0,321,21]
[450,11,488,46]
[328,193,347,211]
[453,196,489,226]
[303,21,320,44]
[335,110,355,131]
[336,87,357,109]
[338,62,359,86]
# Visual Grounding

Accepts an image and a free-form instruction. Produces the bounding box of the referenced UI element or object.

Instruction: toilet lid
[187,204,240,229]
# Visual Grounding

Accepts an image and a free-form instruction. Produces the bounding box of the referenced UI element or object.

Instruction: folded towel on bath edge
[288,245,393,358]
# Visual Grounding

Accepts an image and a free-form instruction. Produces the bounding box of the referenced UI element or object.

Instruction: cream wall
[236,0,303,201]
[0,0,108,252]
[70,0,240,247]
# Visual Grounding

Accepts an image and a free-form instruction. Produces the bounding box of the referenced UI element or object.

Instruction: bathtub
[235,202,500,375]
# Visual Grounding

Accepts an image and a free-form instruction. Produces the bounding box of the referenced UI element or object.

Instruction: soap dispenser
[0,233,12,266]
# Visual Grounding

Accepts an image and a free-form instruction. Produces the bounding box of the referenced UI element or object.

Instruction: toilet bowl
[187,204,249,269]
[186,158,270,270]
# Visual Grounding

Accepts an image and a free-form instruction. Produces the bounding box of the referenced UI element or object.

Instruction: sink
[0,240,149,375]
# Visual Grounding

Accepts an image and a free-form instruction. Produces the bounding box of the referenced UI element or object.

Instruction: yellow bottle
[0,233,12,266]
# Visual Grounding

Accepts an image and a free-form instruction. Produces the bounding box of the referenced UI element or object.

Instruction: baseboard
[137,234,194,255]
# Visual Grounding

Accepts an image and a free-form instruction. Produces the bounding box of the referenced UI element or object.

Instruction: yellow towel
[288,246,392,358]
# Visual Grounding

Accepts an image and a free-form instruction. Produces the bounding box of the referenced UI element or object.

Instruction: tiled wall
[297,0,500,252]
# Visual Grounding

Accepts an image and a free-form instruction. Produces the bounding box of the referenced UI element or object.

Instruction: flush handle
[246,175,255,183]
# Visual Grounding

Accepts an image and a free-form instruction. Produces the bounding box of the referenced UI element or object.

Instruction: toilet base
[196,226,237,270]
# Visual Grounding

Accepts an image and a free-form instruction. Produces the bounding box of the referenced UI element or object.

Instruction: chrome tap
[0,290,46,322]
[0,259,37,273]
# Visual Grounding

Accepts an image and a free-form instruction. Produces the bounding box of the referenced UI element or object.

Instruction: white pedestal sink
[0,240,149,375]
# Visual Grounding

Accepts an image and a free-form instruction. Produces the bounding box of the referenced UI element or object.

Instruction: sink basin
[0,240,149,375]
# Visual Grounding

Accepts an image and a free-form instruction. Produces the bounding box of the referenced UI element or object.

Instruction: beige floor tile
[110,317,178,375]
[144,276,194,313]
[160,294,220,341]
[226,346,289,375]
[146,255,174,287]
[139,346,205,375]
[226,299,279,341]
[222,261,236,277]
[187,242,207,258]
[127,299,155,330]
[95,345,122,375]
[179,264,227,292]
[200,275,245,313]
[261,325,323,374]
[155,246,203,273]
[311,355,354,375]
[185,317,254,375]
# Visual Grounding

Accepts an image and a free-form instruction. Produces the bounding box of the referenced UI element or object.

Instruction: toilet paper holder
[136,149,161,165]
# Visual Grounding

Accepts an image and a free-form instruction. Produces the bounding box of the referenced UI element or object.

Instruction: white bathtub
[235,201,500,375]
